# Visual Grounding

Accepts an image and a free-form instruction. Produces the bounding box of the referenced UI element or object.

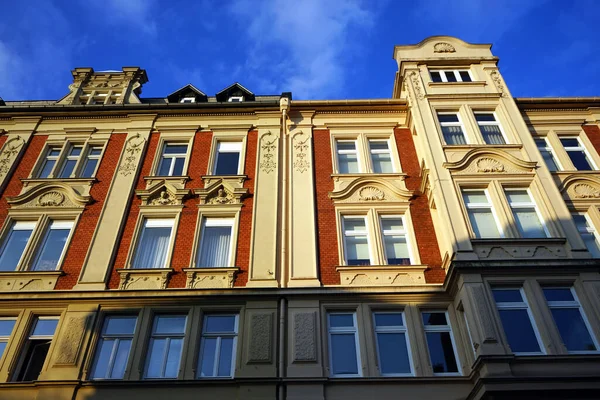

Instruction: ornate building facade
[0,36,599,399]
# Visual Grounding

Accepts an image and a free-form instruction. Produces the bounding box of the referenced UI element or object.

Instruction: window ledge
[0,270,64,292]
[470,238,568,260]
[117,268,173,290]
[201,175,247,186]
[336,265,427,287]
[22,177,98,185]
[441,144,522,150]
[183,267,239,289]
[143,175,190,188]
[331,173,407,179]
[428,81,487,88]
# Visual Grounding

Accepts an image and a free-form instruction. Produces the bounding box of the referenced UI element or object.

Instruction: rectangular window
[504,189,547,238]
[369,140,394,173]
[214,142,242,175]
[560,137,595,170]
[132,219,174,269]
[535,138,560,171]
[380,216,410,265]
[342,216,371,266]
[336,140,360,173]
[90,316,137,380]
[157,143,188,176]
[80,146,103,178]
[197,218,234,268]
[30,221,74,271]
[327,312,361,377]
[430,70,472,83]
[37,148,61,178]
[0,318,17,359]
[543,287,598,353]
[15,317,59,381]
[58,145,83,178]
[0,221,35,271]
[475,113,505,145]
[462,190,501,238]
[144,315,187,379]
[573,213,600,257]
[437,113,467,145]
[422,312,459,375]
[492,288,542,354]
[198,314,238,378]
[373,312,411,375]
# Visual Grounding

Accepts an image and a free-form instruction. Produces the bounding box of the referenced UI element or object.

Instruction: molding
[7,182,91,209]
[443,148,537,175]
[195,176,249,205]
[469,238,569,259]
[136,178,191,206]
[560,175,600,204]
[336,265,427,287]
[0,271,64,292]
[183,267,239,289]
[328,176,414,203]
[117,268,173,290]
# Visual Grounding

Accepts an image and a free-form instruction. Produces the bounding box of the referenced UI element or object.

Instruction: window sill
[117,268,173,290]
[470,238,568,259]
[331,173,407,179]
[143,175,190,187]
[19,177,97,199]
[428,81,487,88]
[201,175,247,185]
[183,267,239,289]
[441,144,522,150]
[0,270,64,292]
[336,264,427,287]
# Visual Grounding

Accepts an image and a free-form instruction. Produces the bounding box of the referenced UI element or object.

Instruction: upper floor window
[474,112,505,145]
[437,112,467,145]
[332,133,400,174]
[504,189,547,238]
[144,315,187,379]
[421,312,459,375]
[36,142,104,179]
[91,316,137,380]
[373,312,412,376]
[213,142,242,175]
[0,318,16,359]
[327,312,361,377]
[31,220,74,271]
[461,189,501,238]
[180,97,195,103]
[380,216,411,265]
[157,143,188,176]
[560,137,596,171]
[0,221,36,271]
[228,96,244,102]
[430,70,472,83]
[198,314,238,378]
[14,317,59,381]
[369,140,393,173]
[132,219,174,269]
[197,218,234,268]
[535,138,560,171]
[342,216,371,266]
[573,213,600,257]
[336,140,360,174]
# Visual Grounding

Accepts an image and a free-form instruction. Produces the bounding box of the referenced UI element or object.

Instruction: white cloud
[229,0,373,99]
[100,0,158,36]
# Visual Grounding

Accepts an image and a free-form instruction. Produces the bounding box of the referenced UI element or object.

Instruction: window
[15,317,59,381]
[422,312,459,375]
[80,146,103,178]
[31,221,74,271]
[197,218,234,268]
[492,288,542,354]
[475,113,505,145]
[144,315,187,379]
[36,142,104,179]
[505,189,547,238]
[543,287,598,353]
[58,145,84,178]
[157,143,188,176]
[180,97,195,103]
[336,140,360,174]
[369,140,394,173]
[228,96,243,102]
[132,219,174,269]
[342,216,371,266]
[91,316,137,380]
[38,148,61,178]
[560,137,596,170]
[535,138,560,171]
[573,213,600,257]
[437,113,467,145]
[0,318,16,359]
[430,70,472,83]
[373,312,411,376]
[198,315,238,378]
[380,216,410,265]
[327,312,361,377]
[462,190,501,238]
[0,221,35,271]
[213,142,242,175]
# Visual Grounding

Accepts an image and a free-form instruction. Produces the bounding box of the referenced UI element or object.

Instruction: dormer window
[430,70,472,83]
[180,97,196,104]
[228,96,244,102]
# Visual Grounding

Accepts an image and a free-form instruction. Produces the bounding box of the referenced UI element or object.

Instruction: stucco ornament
[573,183,600,199]
[118,134,145,176]
[207,186,236,204]
[148,189,176,205]
[489,70,507,97]
[292,132,311,173]
[259,132,277,174]
[359,186,385,201]
[476,158,505,173]
[410,71,425,99]
[0,136,25,179]
[38,191,66,207]
[433,42,456,53]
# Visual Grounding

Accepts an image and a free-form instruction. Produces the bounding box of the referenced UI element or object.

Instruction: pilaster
[0,116,40,193]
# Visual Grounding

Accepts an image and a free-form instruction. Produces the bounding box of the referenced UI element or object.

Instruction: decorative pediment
[561,176,600,202]
[329,177,414,203]
[443,149,536,175]
[136,179,191,206]
[7,182,91,209]
[195,178,249,205]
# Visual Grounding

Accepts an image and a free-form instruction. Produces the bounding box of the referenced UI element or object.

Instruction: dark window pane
[425,332,458,373]
[543,288,574,302]
[157,158,171,176]
[205,315,236,333]
[17,340,51,381]
[441,126,467,145]
[330,334,358,375]
[498,309,540,353]
[0,228,33,271]
[199,338,217,377]
[459,71,472,82]
[31,319,58,336]
[172,157,185,176]
[164,145,187,154]
[567,151,592,170]
[329,314,354,328]
[111,339,132,379]
[218,337,234,376]
[31,228,70,271]
[58,159,77,178]
[444,71,457,82]
[215,152,240,175]
[154,315,186,334]
[374,313,403,327]
[430,71,442,82]
[422,312,447,326]
[560,138,580,147]
[0,320,16,336]
[437,114,460,123]
[347,258,370,266]
[80,158,99,178]
[492,289,523,303]
[550,308,596,351]
[38,159,56,178]
[91,339,114,379]
[104,317,137,335]
[475,113,496,122]
[377,332,411,374]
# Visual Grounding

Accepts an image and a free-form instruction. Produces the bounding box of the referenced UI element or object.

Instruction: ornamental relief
[444,149,536,175]
[7,184,90,209]
[329,179,413,204]
[258,131,278,174]
[196,178,249,205]
[433,42,456,53]
[292,131,311,173]
[137,179,191,207]
[118,134,146,177]
[0,136,25,180]
[563,180,600,200]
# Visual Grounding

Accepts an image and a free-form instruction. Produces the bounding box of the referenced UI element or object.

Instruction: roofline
[291,99,406,106]
[215,82,254,96]
[167,83,207,98]
[515,97,600,104]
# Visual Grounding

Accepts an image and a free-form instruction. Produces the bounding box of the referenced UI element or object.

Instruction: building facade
[0,36,598,399]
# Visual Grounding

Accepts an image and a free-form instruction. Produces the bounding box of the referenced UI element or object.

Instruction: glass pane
[132,226,172,269]
[329,314,354,328]
[422,312,447,326]
[69,147,82,157]
[31,228,70,271]
[164,338,183,378]
[164,145,187,154]
[91,339,114,379]
[513,209,545,238]
[199,338,217,377]
[543,288,574,302]
[369,141,389,151]
[430,71,442,82]
[0,342,7,359]
[154,315,186,334]
[459,71,471,82]
[214,152,240,175]
[437,114,459,123]
[198,226,232,267]
[0,227,33,271]
[492,289,523,303]
[337,142,356,151]
[330,334,358,375]
[0,320,16,336]
[468,209,500,238]
[218,337,234,376]
[445,71,457,82]
[38,159,56,178]
[498,309,540,353]
[157,158,171,176]
[550,308,596,351]
[567,151,593,171]
[377,332,411,374]
[58,159,78,178]
[425,332,458,373]
[104,316,137,335]
[560,138,580,147]
[384,235,410,265]
[480,124,505,145]
[344,218,366,232]
[381,218,403,231]
[582,233,600,257]
[145,338,166,378]
[541,150,558,171]
[371,153,393,173]
[90,147,103,156]
[80,158,99,178]
[338,153,359,174]
[462,191,488,204]
[172,157,185,176]
[31,318,58,337]
[442,126,466,145]
[475,113,496,122]
[48,149,61,157]
[345,236,370,266]
[111,339,132,379]
[205,315,236,333]
[374,313,403,327]
[505,190,531,203]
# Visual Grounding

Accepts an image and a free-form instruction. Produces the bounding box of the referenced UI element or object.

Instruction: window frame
[503,187,550,238]
[89,314,139,380]
[189,209,241,270]
[461,188,504,239]
[142,313,189,379]
[13,315,60,382]
[420,310,462,376]
[371,311,413,377]
[335,139,361,174]
[330,130,402,175]
[473,111,508,145]
[436,111,468,145]
[150,134,194,178]
[197,313,239,379]
[327,311,362,378]
[207,133,247,176]
[341,215,373,266]
[32,139,106,179]
[429,69,473,83]
[534,137,562,172]
[125,212,181,271]
[129,217,176,270]
[572,212,600,257]
[559,136,597,171]
[196,217,235,268]
[367,138,396,174]
[0,317,17,362]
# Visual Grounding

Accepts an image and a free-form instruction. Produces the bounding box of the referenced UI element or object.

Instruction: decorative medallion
[207,186,236,204]
[489,70,507,97]
[37,191,65,207]
[259,132,277,174]
[118,135,145,176]
[433,42,456,53]
[410,71,424,100]
[359,186,385,201]
[573,183,600,199]
[148,190,176,206]
[293,133,311,173]
[476,158,505,173]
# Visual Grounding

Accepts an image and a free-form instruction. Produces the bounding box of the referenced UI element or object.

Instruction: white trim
[327,312,362,377]
[461,188,503,238]
[504,188,550,238]
[341,215,373,266]
[158,143,188,176]
[437,112,468,145]
[372,311,413,376]
[421,311,461,376]
[197,314,239,378]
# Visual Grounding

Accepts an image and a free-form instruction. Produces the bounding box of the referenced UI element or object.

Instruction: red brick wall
[583,124,600,155]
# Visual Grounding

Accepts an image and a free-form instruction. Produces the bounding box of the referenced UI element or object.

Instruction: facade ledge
[0,270,64,292]
[117,268,173,290]
[428,81,487,88]
[19,177,96,199]
[336,265,427,286]
[201,175,247,188]
[468,237,569,260]
[183,267,239,289]
[143,175,190,189]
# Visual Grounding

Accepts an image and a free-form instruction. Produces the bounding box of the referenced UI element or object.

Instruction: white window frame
[30,220,75,271]
[34,140,105,179]
[335,139,361,174]
[372,311,413,377]
[491,287,544,355]
[80,145,104,178]
[504,188,549,238]
[15,316,59,381]
[197,218,235,268]
[379,215,413,265]
[131,218,176,270]
[197,314,239,378]
[421,311,461,376]
[559,136,597,170]
[473,111,508,145]
[535,137,562,171]
[573,212,600,257]
[341,216,373,266]
[327,312,362,377]
[90,315,138,380]
[0,221,36,271]
[180,97,196,103]
[213,141,243,175]
[57,144,84,178]
[368,139,396,173]
[437,112,468,145]
[430,69,473,83]
[143,314,187,379]
[461,189,503,238]
[228,96,244,102]
[157,143,189,177]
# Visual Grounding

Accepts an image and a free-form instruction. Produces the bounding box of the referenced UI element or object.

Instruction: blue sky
[0,0,598,101]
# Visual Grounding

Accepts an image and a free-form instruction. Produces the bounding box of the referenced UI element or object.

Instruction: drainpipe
[278,296,287,400]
